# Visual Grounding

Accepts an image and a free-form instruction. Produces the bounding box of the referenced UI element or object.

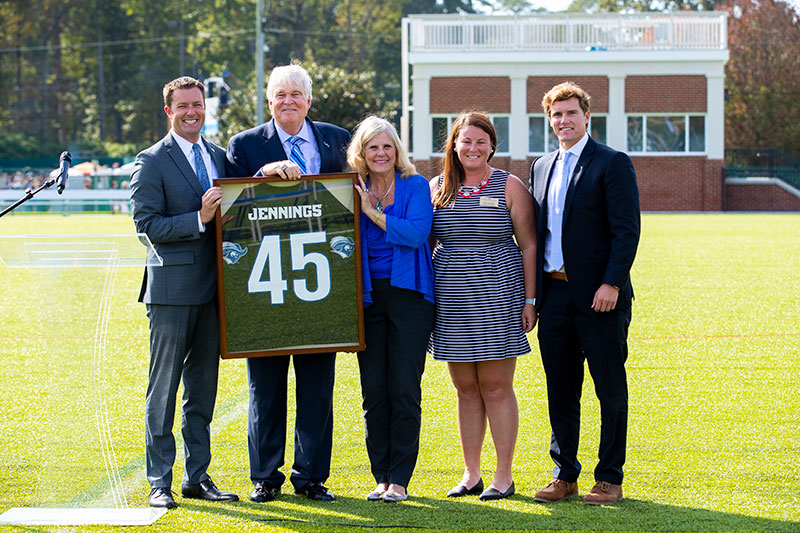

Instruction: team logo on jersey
[222,241,248,265]
[330,236,355,259]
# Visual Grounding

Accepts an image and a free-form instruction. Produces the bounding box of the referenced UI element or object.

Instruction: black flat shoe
[250,482,280,503]
[181,478,239,502]
[149,487,177,509]
[296,482,335,502]
[446,478,484,497]
[479,482,515,501]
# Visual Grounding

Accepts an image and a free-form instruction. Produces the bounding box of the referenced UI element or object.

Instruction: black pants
[358,279,434,488]
[537,278,631,485]
[247,351,336,491]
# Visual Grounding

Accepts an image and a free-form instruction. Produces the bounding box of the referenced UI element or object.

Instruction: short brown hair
[541,82,591,117]
[433,112,496,208]
[163,76,205,108]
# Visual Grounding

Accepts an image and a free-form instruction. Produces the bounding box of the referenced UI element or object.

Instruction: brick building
[400,12,730,211]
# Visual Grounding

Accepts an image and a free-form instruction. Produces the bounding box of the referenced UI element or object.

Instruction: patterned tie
[288,135,308,174]
[192,143,211,191]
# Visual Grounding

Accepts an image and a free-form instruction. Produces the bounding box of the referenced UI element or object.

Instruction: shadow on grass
[178,493,800,532]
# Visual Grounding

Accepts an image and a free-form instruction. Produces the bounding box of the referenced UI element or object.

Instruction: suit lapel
[538,151,559,229]
[164,134,204,198]
[310,120,335,173]
[203,138,226,181]
[262,120,290,162]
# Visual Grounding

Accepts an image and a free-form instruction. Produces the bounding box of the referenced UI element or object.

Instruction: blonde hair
[433,112,496,208]
[347,115,416,179]
[541,81,591,117]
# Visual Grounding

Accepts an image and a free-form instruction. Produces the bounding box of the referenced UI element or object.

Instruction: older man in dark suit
[226,64,350,503]
[529,82,640,505]
[131,76,238,510]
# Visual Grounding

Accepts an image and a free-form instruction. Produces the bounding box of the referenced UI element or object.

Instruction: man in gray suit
[130,76,238,510]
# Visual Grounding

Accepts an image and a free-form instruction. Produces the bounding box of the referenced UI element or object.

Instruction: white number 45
[247,231,331,304]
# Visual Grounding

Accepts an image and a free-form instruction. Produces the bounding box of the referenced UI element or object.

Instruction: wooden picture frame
[214,173,364,359]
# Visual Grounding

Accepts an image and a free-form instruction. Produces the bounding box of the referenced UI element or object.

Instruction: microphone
[56,151,72,194]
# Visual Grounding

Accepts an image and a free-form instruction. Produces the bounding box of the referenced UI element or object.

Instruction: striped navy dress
[428,168,530,362]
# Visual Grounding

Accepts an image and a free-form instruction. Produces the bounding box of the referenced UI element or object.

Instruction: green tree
[724,0,800,158]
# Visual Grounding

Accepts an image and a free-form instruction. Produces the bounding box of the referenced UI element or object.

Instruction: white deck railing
[408,12,727,53]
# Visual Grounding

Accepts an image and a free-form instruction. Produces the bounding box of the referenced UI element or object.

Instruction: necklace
[459,167,491,198]
[369,178,395,212]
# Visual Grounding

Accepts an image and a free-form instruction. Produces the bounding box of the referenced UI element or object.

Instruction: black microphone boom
[56,151,72,194]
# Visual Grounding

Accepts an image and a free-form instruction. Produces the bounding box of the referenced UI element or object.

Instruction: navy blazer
[130,134,226,306]
[225,118,350,177]
[530,136,640,314]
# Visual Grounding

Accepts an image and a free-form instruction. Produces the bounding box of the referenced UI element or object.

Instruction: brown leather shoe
[583,481,622,505]
[533,479,579,503]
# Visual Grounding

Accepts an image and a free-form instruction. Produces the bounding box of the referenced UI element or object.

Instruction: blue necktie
[288,136,308,174]
[192,143,210,191]
[562,151,573,190]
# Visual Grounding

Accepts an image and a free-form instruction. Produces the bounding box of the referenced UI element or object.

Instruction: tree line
[1,0,799,161]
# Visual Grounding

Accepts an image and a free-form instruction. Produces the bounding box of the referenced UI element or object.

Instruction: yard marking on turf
[73,388,250,507]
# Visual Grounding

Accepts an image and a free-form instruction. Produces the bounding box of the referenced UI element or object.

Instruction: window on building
[431,114,511,155]
[627,114,706,153]
[528,114,607,154]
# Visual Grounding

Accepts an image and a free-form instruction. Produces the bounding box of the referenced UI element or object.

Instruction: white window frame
[626,113,707,155]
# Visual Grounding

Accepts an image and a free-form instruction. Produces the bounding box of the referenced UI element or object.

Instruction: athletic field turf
[0,213,797,532]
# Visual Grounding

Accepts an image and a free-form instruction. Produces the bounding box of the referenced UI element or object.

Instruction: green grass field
[0,213,798,533]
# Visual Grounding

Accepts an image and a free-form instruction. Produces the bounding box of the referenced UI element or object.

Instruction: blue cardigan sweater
[360,171,435,305]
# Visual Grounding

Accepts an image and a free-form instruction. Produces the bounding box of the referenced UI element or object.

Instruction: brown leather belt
[545,271,567,281]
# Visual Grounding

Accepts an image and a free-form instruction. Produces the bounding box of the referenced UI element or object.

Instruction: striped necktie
[192,143,211,191]
[288,135,307,174]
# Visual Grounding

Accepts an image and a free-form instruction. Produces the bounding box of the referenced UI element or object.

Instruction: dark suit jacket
[530,136,640,314]
[225,118,350,177]
[130,133,226,305]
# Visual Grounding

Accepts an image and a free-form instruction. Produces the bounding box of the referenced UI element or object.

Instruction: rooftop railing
[407,12,727,53]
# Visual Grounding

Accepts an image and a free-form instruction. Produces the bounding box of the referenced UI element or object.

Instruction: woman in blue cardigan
[349,116,435,503]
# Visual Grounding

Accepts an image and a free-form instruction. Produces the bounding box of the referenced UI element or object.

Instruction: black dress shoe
[446,478,484,497]
[250,482,280,503]
[479,482,515,501]
[296,482,335,502]
[149,487,177,509]
[181,478,239,502]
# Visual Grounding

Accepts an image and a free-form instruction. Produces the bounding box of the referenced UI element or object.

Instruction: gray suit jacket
[130,133,226,305]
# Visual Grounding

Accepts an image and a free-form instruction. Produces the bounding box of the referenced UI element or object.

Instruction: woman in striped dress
[428,112,537,501]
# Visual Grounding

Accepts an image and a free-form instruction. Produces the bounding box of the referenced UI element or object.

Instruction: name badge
[479,196,499,208]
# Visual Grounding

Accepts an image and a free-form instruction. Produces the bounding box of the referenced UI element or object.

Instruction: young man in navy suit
[529,82,640,505]
[226,64,351,503]
[131,76,238,509]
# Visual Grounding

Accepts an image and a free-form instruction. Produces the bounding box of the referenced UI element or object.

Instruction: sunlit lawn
[0,213,798,532]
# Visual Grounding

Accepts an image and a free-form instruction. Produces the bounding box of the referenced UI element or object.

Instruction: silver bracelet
[525,297,537,306]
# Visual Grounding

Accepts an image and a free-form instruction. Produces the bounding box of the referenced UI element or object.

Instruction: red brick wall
[631,156,722,211]
[725,182,800,211]
[412,155,731,211]
[527,76,609,113]
[626,76,706,113]
[430,77,510,114]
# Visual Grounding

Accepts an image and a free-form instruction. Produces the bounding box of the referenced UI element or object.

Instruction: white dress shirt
[170,131,219,232]
[274,120,321,175]
[544,132,590,273]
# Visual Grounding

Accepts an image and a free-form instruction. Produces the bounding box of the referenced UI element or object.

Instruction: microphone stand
[1,151,70,218]
[0,174,60,218]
